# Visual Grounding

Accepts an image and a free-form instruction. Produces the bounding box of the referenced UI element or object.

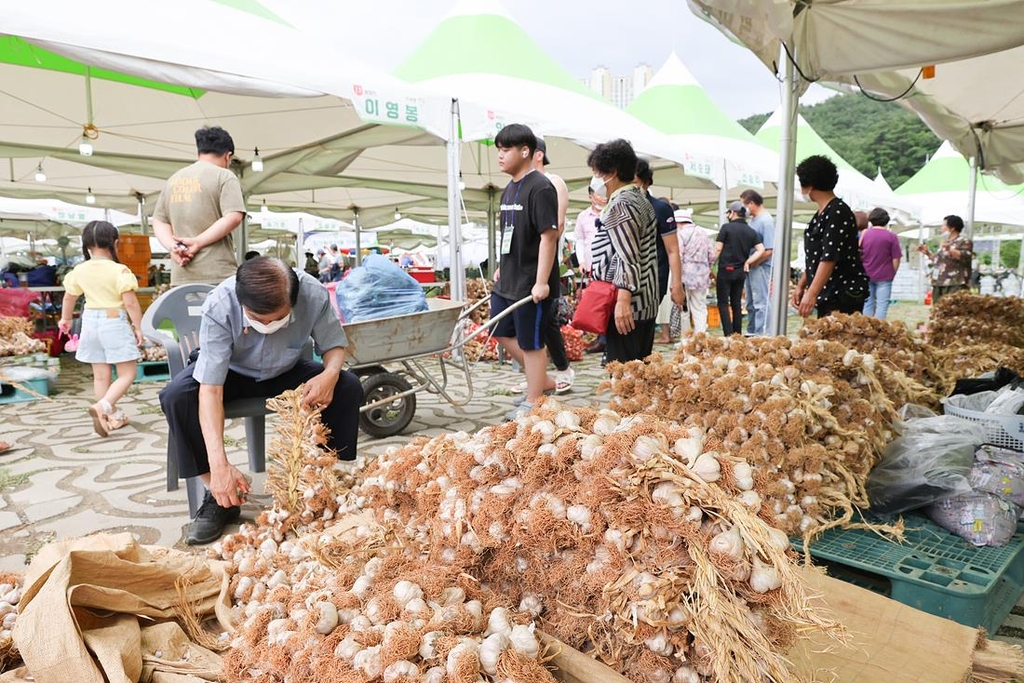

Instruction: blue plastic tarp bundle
[335,254,429,323]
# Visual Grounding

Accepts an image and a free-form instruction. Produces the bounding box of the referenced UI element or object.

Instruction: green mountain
[738,94,941,188]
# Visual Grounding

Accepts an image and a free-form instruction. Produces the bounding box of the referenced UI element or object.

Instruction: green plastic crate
[794,515,1024,633]
[0,377,49,404]
[111,361,170,383]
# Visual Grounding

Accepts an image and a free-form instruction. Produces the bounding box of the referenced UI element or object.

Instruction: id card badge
[500,224,514,255]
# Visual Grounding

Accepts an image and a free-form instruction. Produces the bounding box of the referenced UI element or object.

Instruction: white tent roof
[0,0,473,227]
[756,111,918,219]
[896,141,1024,227]
[686,0,1024,81]
[686,1,1024,185]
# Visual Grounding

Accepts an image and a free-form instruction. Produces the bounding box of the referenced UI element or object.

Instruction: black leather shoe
[585,340,606,354]
[187,490,241,545]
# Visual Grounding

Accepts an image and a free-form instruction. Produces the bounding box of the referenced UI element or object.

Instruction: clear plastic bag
[335,254,429,323]
[985,386,1024,415]
[867,415,987,515]
[971,445,1024,507]
[926,492,1022,547]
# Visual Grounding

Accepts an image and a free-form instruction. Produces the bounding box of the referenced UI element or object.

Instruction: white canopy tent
[687,0,1024,335]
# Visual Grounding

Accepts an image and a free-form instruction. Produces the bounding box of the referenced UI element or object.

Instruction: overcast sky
[298,0,835,120]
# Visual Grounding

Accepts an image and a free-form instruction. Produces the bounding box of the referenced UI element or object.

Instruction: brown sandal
[88,404,109,437]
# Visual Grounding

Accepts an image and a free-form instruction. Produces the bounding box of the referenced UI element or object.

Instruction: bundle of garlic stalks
[930,292,1024,349]
[604,335,907,541]
[211,394,844,683]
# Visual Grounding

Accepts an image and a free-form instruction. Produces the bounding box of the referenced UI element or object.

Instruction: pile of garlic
[930,292,1024,349]
[799,313,946,405]
[352,402,844,683]
[0,576,22,671]
[604,334,900,539]
[210,391,554,683]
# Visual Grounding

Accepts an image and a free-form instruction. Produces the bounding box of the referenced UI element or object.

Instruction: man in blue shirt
[740,189,775,336]
[635,160,683,343]
[159,257,363,544]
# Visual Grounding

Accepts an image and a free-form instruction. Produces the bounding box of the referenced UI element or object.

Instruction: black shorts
[490,292,552,352]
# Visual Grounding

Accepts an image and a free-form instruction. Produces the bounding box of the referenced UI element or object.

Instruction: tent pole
[447,98,465,300]
[966,155,978,239]
[487,186,496,280]
[717,159,727,227]
[769,43,799,337]
[917,221,927,303]
[297,216,304,262]
[353,209,361,268]
[137,194,149,235]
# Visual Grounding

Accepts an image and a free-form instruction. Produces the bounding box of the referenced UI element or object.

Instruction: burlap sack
[3,533,232,683]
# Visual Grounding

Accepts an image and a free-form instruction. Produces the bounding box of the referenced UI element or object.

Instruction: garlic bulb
[485,607,512,637]
[446,640,480,678]
[440,586,466,606]
[674,665,701,683]
[632,435,666,460]
[673,437,702,463]
[509,623,539,659]
[580,434,603,461]
[750,557,783,593]
[424,666,446,683]
[645,630,674,657]
[354,645,383,679]
[691,453,721,482]
[383,660,419,683]
[709,525,744,559]
[479,631,511,675]
[733,461,755,490]
[420,631,444,661]
[313,601,338,635]
[519,594,543,617]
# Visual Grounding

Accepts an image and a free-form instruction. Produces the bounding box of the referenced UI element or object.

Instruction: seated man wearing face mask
[159,256,364,545]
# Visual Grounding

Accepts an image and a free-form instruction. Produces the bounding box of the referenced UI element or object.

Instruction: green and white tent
[896,141,1024,228]
[392,0,716,197]
[0,0,468,228]
[756,111,917,219]
[626,53,778,191]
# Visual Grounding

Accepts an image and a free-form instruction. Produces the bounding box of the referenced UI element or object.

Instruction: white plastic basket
[942,398,1024,452]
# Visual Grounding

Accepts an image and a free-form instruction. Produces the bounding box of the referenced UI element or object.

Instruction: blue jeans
[745,265,771,335]
[863,280,893,319]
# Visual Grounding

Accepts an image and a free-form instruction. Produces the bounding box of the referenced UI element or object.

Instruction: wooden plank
[788,567,977,683]
[537,632,631,683]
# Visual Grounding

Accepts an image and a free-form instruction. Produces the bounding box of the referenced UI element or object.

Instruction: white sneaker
[554,368,575,394]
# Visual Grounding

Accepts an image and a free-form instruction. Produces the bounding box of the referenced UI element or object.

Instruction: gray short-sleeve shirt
[193,270,347,385]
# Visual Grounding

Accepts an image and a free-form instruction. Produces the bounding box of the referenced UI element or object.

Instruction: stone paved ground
[0,349,612,569]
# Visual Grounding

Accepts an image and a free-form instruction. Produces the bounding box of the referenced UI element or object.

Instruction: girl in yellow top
[58,221,144,437]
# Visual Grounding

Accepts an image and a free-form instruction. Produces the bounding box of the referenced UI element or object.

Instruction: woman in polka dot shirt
[791,155,869,318]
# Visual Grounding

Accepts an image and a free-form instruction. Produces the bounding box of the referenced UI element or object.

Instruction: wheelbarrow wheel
[358,372,416,438]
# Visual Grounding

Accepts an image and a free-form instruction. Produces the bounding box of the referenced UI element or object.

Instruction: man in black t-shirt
[635,160,683,343]
[491,124,560,419]
[714,201,764,336]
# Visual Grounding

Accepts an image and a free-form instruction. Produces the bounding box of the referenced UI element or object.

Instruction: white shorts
[76,309,141,364]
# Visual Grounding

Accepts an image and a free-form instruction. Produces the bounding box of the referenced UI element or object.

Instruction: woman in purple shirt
[859,208,902,319]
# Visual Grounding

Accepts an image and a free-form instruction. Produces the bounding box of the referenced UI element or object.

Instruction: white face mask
[246,311,291,335]
[590,174,608,199]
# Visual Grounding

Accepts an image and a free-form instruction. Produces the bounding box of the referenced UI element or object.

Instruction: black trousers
[717,275,746,336]
[159,360,364,479]
[546,302,569,372]
[605,318,656,364]
[817,291,867,318]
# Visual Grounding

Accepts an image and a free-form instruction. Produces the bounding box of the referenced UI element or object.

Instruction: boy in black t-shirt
[491,124,560,419]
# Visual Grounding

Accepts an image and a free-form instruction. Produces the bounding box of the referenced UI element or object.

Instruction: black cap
[535,136,550,165]
[728,200,747,217]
